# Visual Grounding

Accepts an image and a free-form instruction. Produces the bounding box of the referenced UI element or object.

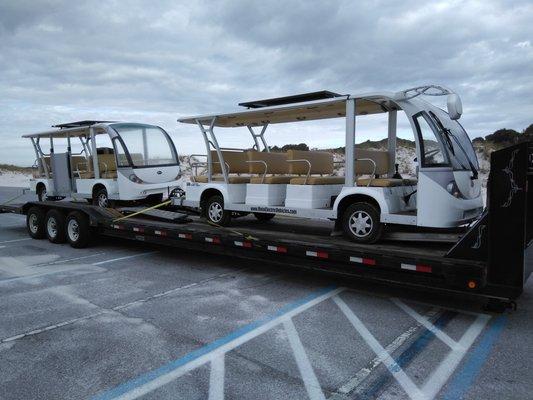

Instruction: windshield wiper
[444,127,479,180]
[429,112,478,180]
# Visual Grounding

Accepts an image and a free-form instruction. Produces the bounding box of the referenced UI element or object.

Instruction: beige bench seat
[290,176,344,185]
[250,176,295,184]
[357,178,404,187]
[194,175,251,184]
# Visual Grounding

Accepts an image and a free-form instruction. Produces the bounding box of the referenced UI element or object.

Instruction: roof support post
[206,119,229,183]
[90,127,100,179]
[247,126,261,151]
[31,138,46,177]
[247,124,270,152]
[345,99,356,187]
[196,118,228,183]
[387,110,397,178]
[196,119,213,181]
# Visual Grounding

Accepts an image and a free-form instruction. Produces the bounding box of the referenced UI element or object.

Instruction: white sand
[0,170,31,188]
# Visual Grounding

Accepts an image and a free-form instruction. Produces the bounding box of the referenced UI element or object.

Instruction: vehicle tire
[65,211,92,248]
[205,195,231,226]
[253,213,275,222]
[26,206,46,239]
[342,202,383,244]
[45,209,67,243]
[37,185,47,202]
[92,187,112,208]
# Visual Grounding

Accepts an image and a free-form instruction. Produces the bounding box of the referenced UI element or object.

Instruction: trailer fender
[333,188,390,220]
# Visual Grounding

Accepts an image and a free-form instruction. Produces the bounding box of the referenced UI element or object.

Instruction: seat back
[287,150,333,175]
[354,149,390,176]
[211,150,249,174]
[246,151,289,175]
[42,156,52,174]
[97,154,117,171]
[70,156,86,172]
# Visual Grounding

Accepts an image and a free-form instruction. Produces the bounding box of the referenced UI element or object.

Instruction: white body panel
[132,165,180,184]
[115,171,180,200]
[75,179,118,198]
[284,184,343,209]
[31,174,181,201]
[245,184,287,206]
[416,172,483,227]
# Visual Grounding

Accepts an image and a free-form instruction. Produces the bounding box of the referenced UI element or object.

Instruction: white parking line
[392,298,461,350]
[0,251,157,285]
[0,238,32,244]
[33,253,106,268]
[99,287,345,400]
[420,313,490,399]
[284,318,326,400]
[329,307,442,399]
[208,355,225,400]
[92,251,157,265]
[1,269,248,344]
[333,295,425,400]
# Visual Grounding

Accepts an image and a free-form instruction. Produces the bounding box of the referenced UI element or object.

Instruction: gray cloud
[1,0,532,165]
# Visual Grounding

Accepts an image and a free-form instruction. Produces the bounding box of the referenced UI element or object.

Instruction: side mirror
[447,93,463,120]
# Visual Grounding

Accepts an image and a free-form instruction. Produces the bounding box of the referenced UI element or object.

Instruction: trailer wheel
[205,195,231,226]
[254,213,275,222]
[45,209,67,243]
[26,206,46,239]
[65,211,92,248]
[342,202,383,243]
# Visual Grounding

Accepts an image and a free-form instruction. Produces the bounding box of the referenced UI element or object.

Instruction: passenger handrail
[287,159,312,184]
[189,154,207,176]
[246,160,268,183]
[191,161,231,182]
[354,158,377,187]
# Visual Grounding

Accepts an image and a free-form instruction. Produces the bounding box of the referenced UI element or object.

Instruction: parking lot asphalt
[0,186,532,400]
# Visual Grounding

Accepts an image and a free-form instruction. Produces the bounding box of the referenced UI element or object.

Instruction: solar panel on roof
[52,120,113,129]
[238,90,344,109]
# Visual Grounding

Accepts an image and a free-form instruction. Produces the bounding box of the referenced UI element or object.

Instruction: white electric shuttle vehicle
[25,121,181,207]
[176,85,483,243]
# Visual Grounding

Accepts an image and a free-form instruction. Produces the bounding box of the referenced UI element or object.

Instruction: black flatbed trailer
[2,143,532,310]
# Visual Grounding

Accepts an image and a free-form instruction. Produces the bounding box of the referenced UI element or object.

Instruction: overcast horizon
[1,0,532,166]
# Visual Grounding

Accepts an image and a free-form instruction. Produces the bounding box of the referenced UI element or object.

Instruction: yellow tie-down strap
[113,200,172,222]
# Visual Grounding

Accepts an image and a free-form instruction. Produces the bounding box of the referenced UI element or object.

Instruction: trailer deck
[2,142,532,310]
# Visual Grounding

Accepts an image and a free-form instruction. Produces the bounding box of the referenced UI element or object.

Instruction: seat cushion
[193,175,250,183]
[290,176,345,185]
[249,176,295,184]
[357,178,404,187]
[101,171,118,179]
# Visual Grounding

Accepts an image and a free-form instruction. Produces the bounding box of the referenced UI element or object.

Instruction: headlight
[129,174,144,184]
[446,181,465,199]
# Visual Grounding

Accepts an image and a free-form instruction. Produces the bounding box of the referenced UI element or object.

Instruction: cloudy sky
[1,0,532,165]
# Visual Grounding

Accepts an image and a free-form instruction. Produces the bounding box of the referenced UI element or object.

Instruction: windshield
[111,123,178,167]
[427,109,479,171]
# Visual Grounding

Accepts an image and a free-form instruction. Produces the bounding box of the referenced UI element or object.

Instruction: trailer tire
[26,206,46,239]
[342,202,383,243]
[65,211,92,248]
[45,209,67,243]
[205,195,231,226]
[253,213,275,222]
